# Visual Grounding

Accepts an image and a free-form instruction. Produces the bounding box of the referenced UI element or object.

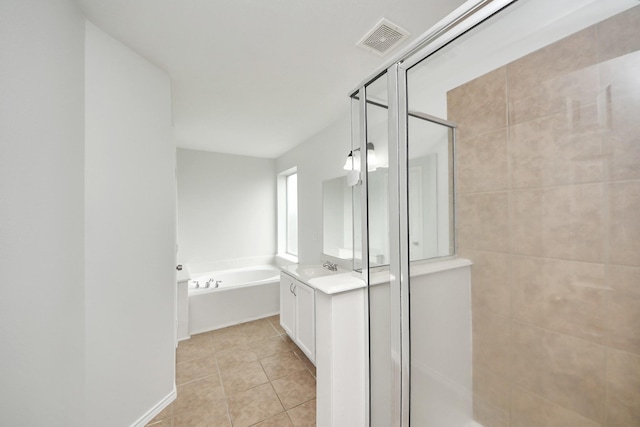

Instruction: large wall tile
[447,67,507,136]
[473,396,509,427]
[609,264,640,298]
[457,192,509,253]
[462,249,510,316]
[511,323,607,422]
[509,103,603,188]
[507,27,599,124]
[600,51,640,181]
[511,256,608,344]
[449,8,640,426]
[605,349,640,426]
[609,181,640,266]
[457,128,508,194]
[608,291,640,355]
[509,64,599,126]
[473,309,510,377]
[510,256,545,326]
[511,387,602,427]
[473,365,510,413]
[597,5,640,62]
[510,184,605,262]
[541,259,608,344]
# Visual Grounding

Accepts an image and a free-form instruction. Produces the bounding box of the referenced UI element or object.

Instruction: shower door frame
[351,0,518,426]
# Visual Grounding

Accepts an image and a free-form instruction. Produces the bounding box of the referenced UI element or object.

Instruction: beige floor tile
[177,334,214,364]
[173,316,316,426]
[271,370,316,410]
[146,418,172,427]
[287,399,316,427]
[253,335,291,360]
[175,375,225,414]
[253,412,293,426]
[147,402,173,424]
[303,360,316,379]
[210,325,248,350]
[177,356,218,385]
[219,360,269,394]
[215,343,258,371]
[266,315,286,335]
[260,351,306,381]
[242,319,280,342]
[227,383,284,427]
[172,398,230,427]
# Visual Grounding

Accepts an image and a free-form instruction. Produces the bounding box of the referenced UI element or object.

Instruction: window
[277,167,298,261]
[285,172,298,256]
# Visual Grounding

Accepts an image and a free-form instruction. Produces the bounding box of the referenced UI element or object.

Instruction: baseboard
[130,384,176,427]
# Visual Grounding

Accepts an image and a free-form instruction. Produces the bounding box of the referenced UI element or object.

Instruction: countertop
[280,265,366,295]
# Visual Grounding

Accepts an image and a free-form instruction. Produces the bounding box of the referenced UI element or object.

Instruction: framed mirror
[322,176,353,260]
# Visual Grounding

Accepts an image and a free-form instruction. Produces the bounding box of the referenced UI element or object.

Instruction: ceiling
[76,0,466,158]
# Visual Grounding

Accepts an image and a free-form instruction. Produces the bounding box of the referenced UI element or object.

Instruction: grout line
[174,315,316,426]
[208,336,234,426]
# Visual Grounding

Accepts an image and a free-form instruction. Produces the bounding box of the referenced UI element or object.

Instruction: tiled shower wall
[448,6,640,427]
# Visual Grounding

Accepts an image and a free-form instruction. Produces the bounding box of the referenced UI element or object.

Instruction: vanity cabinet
[280,272,315,363]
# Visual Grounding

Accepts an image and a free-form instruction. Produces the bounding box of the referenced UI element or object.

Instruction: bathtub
[187,265,280,334]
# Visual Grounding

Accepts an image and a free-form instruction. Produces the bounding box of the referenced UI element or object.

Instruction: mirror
[365,153,439,265]
[322,176,353,260]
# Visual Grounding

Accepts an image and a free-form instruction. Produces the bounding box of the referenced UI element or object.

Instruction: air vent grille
[357,19,410,56]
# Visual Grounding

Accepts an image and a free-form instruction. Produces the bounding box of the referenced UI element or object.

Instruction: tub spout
[323,261,338,271]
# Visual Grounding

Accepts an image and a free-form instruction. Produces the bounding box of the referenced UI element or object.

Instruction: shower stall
[350,0,640,425]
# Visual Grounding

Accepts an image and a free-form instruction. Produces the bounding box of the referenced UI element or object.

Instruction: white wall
[0,1,85,425]
[85,22,176,427]
[176,149,276,266]
[276,114,352,266]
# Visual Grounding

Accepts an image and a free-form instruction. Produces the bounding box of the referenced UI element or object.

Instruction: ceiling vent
[357,18,410,56]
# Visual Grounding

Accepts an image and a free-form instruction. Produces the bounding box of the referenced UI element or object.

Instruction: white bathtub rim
[188,276,280,295]
[188,264,280,294]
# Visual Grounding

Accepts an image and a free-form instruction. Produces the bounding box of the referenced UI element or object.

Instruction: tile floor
[147,315,316,427]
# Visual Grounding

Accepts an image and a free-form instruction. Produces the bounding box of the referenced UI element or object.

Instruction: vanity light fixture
[343,142,377,171]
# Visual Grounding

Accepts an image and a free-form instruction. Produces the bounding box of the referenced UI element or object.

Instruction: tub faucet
[205,278,215,288]
[323,261,338,271]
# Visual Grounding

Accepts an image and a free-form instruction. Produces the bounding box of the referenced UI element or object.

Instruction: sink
[294,265,345,281]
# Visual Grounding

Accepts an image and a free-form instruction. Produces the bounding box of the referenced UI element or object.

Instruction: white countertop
[281,265,366,295]
[281,257,471,295]
[308,272,366,295]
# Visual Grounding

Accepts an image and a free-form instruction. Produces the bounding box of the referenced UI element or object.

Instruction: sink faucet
[323,261,338,271]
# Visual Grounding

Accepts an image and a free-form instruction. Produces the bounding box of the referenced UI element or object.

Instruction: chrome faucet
[323,261,338,271]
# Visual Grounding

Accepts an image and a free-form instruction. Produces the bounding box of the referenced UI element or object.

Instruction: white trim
[130,385,177,427]
[277,167,299,258]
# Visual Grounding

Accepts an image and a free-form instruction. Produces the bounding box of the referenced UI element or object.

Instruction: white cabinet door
[280,274,296,337]
[295,281,315,362]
